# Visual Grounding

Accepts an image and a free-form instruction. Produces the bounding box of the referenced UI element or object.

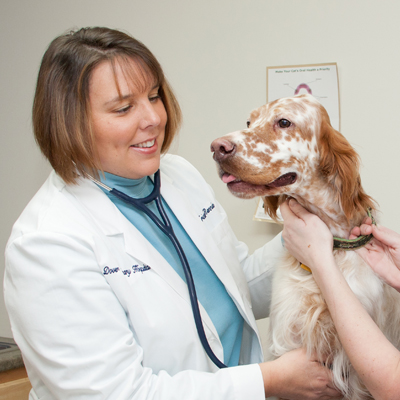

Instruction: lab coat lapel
[68,178,191,299]
[68,177,222,337]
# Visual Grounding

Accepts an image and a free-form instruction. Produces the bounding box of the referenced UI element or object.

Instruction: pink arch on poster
[294,83,312,95]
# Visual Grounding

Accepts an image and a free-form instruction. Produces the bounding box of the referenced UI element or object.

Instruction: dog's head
[211,94,374,223]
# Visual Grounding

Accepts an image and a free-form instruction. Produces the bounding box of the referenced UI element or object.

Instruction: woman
[4,27,340,399]
[281,199,400,399]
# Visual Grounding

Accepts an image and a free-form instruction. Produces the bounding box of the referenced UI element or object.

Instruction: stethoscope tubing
[89,170,227,369]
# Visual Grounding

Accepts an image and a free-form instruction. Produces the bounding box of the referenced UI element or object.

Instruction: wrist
[310,255,342,292]
[259,361,280,398]
[307,254,338,281]
[306,251,336,274]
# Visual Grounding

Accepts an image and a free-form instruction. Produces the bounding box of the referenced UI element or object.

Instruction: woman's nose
[140,101,161,129]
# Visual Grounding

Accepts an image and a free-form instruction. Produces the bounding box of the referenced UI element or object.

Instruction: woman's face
[89,59,167,180]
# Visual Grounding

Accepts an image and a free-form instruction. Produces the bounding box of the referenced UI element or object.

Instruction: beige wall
[1,0,400,337]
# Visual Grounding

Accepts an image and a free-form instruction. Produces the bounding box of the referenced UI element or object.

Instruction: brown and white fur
[211,94,400,399]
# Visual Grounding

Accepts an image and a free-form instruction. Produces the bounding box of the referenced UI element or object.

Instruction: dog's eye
[246,120,250,128]
[278,119,291,128]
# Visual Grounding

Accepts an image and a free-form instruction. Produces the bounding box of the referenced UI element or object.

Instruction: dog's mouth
[221,172,297,196]
[265,172,298,188]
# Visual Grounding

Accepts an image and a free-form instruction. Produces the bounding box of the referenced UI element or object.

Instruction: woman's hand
[260,348,341,399]
[350,221,400,291]
[280,199,334,272]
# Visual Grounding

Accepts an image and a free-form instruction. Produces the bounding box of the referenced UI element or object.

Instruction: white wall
[1,0,400,338]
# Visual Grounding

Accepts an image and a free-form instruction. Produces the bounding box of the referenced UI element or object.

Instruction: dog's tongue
[222,173,237,183]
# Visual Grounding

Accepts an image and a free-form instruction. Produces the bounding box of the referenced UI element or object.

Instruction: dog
[211,94,400,399]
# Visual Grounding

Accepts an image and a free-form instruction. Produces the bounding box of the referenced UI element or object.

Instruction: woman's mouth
[132,139,156,148]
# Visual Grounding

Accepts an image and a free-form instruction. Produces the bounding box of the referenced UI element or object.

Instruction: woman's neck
[99,172,152,198]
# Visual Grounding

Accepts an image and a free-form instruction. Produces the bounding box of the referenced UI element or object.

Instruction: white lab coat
[4,154,284,400]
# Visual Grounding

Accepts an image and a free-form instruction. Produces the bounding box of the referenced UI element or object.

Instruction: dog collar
[300,208,375,273]
[332,209,375,250]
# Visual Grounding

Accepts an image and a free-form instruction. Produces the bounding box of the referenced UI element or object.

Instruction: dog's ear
[318,118,375,221]
[262,195,286,222]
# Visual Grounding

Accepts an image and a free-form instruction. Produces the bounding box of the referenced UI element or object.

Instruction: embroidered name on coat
[103,264,151,276]
[199,203,215,221]
[132,264,151,274]
[103,266,120,275]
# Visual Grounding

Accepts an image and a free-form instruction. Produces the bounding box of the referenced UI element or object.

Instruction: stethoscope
[89,170,227,369]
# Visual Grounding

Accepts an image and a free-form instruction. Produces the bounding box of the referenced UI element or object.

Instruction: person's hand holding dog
[350,220,400,292]
[280,198,334,274]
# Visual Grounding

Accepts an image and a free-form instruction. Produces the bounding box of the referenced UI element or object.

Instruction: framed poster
[267,62,340,130]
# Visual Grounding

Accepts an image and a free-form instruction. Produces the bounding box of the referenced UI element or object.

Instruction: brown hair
[33,27,182,184]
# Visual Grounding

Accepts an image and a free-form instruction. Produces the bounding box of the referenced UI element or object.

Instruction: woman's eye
[246,120,250,128]
[149,95,161,103]
[278,119,291,128]
[115,105,132,114]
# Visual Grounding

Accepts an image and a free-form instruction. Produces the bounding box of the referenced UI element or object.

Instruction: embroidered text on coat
[132,264,151,274]
[103,264,151,276]
[199,203,215,221]
[103,266,120,275]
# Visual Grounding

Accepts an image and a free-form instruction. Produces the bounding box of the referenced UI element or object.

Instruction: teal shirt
[99,172,244,367]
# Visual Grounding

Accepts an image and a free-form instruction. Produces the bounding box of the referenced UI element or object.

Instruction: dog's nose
[210,138,236,162]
